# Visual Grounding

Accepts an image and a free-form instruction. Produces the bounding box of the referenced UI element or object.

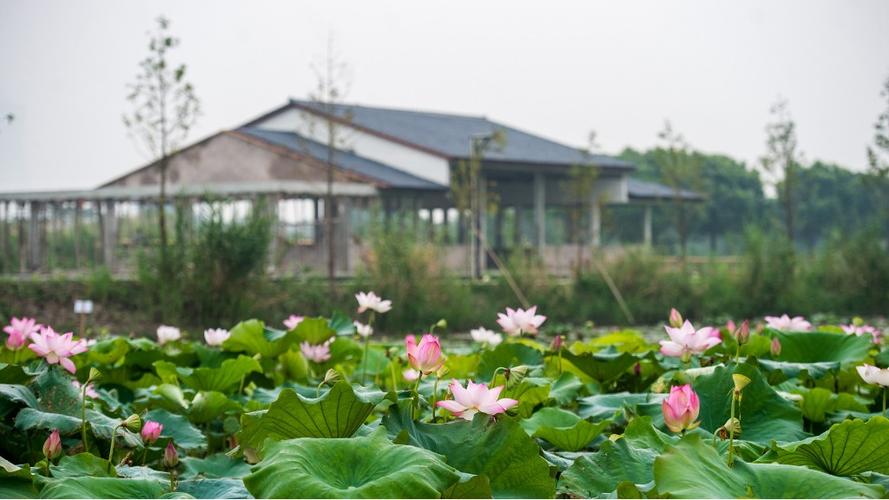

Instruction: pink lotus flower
[300,341,331,363]
[496,306,546,336]
[436,380,518,420]
[355,291,392,314]
[662,384,700,433]
[403,368,420,382]
[203,328,230,346]
[857,364,889,387]
[141,420,163,444]
[156,325,181,345]
[28,327,87,374]
[283,315,304,330]
[354,321,373,338]
[43,429,62,460]
[405,334,443,375]
[764,314,811,332]
[72,380,99,399]
[3,317,42,350]
[842,324,882,344]
[659,321,721,360]
[470,327,502,347]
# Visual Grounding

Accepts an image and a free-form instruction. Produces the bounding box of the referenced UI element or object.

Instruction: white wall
[256,108,451,186]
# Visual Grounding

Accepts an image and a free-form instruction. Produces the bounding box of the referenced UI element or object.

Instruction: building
[0,100,701,277]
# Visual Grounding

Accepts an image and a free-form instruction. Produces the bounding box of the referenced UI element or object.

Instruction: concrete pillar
[477,175,487,275]
[643,204,653,247]
[338,197,352,274]
[534,172,546,253]
[590,196,601,247]
[74,201,82,269]
[17,202,26,273]
[28,201,41,271]
[442,207,450,244]
[102,200,116,270]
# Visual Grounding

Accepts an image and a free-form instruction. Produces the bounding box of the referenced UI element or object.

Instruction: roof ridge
[287,97,487,121]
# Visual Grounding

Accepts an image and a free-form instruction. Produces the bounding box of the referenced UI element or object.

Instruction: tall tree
[123,16,200,276]
[760,98,800,242]
[866,72,889,241]
[654,121,701,257]
[301,35,352,288]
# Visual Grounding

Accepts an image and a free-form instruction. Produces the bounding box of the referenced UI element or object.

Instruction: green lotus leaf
[14,408,81,434]
[558,417,673,498]
[549,372,584,406]
[175,355,262,393]
[35,367,81,416]
[776,417,889,475]
[654,434,884,498]
[560,348,638,384]
[757,359,840,379]
[693,363,806,443]
[578,392,666,425]
[243,431,460,498]
[189,391,241,423]
[502,378,551,418]
[383,402,555,498]
[86,338,130,366]
[176,479,250,499]
[768,330,872,363]
[521,407,609,451]
[293,317,336,345]
[0,384,38,408]
[86,410,143,448]
[181,454,251,480]
[223,319,301,358]
[39,477,166,499]
[442,473,493,499]
[144,409,207,452]
[238,382,384,451]
[477,343,543,380]
[0,462,37,498]
[328,310,356,337]
[443,354,480,380]
[49,453,114,478]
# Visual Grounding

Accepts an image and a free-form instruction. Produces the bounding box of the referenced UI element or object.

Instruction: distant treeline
[610,147,887,255]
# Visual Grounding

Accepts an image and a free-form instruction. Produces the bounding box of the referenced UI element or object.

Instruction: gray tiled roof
[238,127,447,191]
[627,178,704,201]
[285,100,634,169]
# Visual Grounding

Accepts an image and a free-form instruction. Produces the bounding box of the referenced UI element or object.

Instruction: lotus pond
[1,300,889,499]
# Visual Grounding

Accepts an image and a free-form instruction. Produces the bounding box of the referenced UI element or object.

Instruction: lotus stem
[412,373,423,420]
[141,447,148,466]
[107,424,121,472]
[727,391,737,467]
[81,384,89,453]
[361,312,375,385]
[389,360,398,392]
[431,377,440,421]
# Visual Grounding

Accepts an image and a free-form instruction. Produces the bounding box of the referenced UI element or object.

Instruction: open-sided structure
[0,100,701,277]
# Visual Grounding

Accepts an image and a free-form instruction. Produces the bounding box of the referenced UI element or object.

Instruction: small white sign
[74,300,94,314]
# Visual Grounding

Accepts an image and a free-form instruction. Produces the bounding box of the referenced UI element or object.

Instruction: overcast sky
[1,0,888,192]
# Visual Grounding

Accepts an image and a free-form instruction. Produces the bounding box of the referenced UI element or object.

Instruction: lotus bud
[141,420,163,444]
[122,414,142,433]
[735,320,750,345]
[435,319,447,329]
[725,320,736,335]
[669,308,683,328]
[770,337,782,357]
[163,441,179,468]
[661,384,700,433]
[732,373,751,394]
[633,362,642,377]
[43,429,62,461]
[550,335,563,352]
[87,367,101,383]
[322,369,340,386]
